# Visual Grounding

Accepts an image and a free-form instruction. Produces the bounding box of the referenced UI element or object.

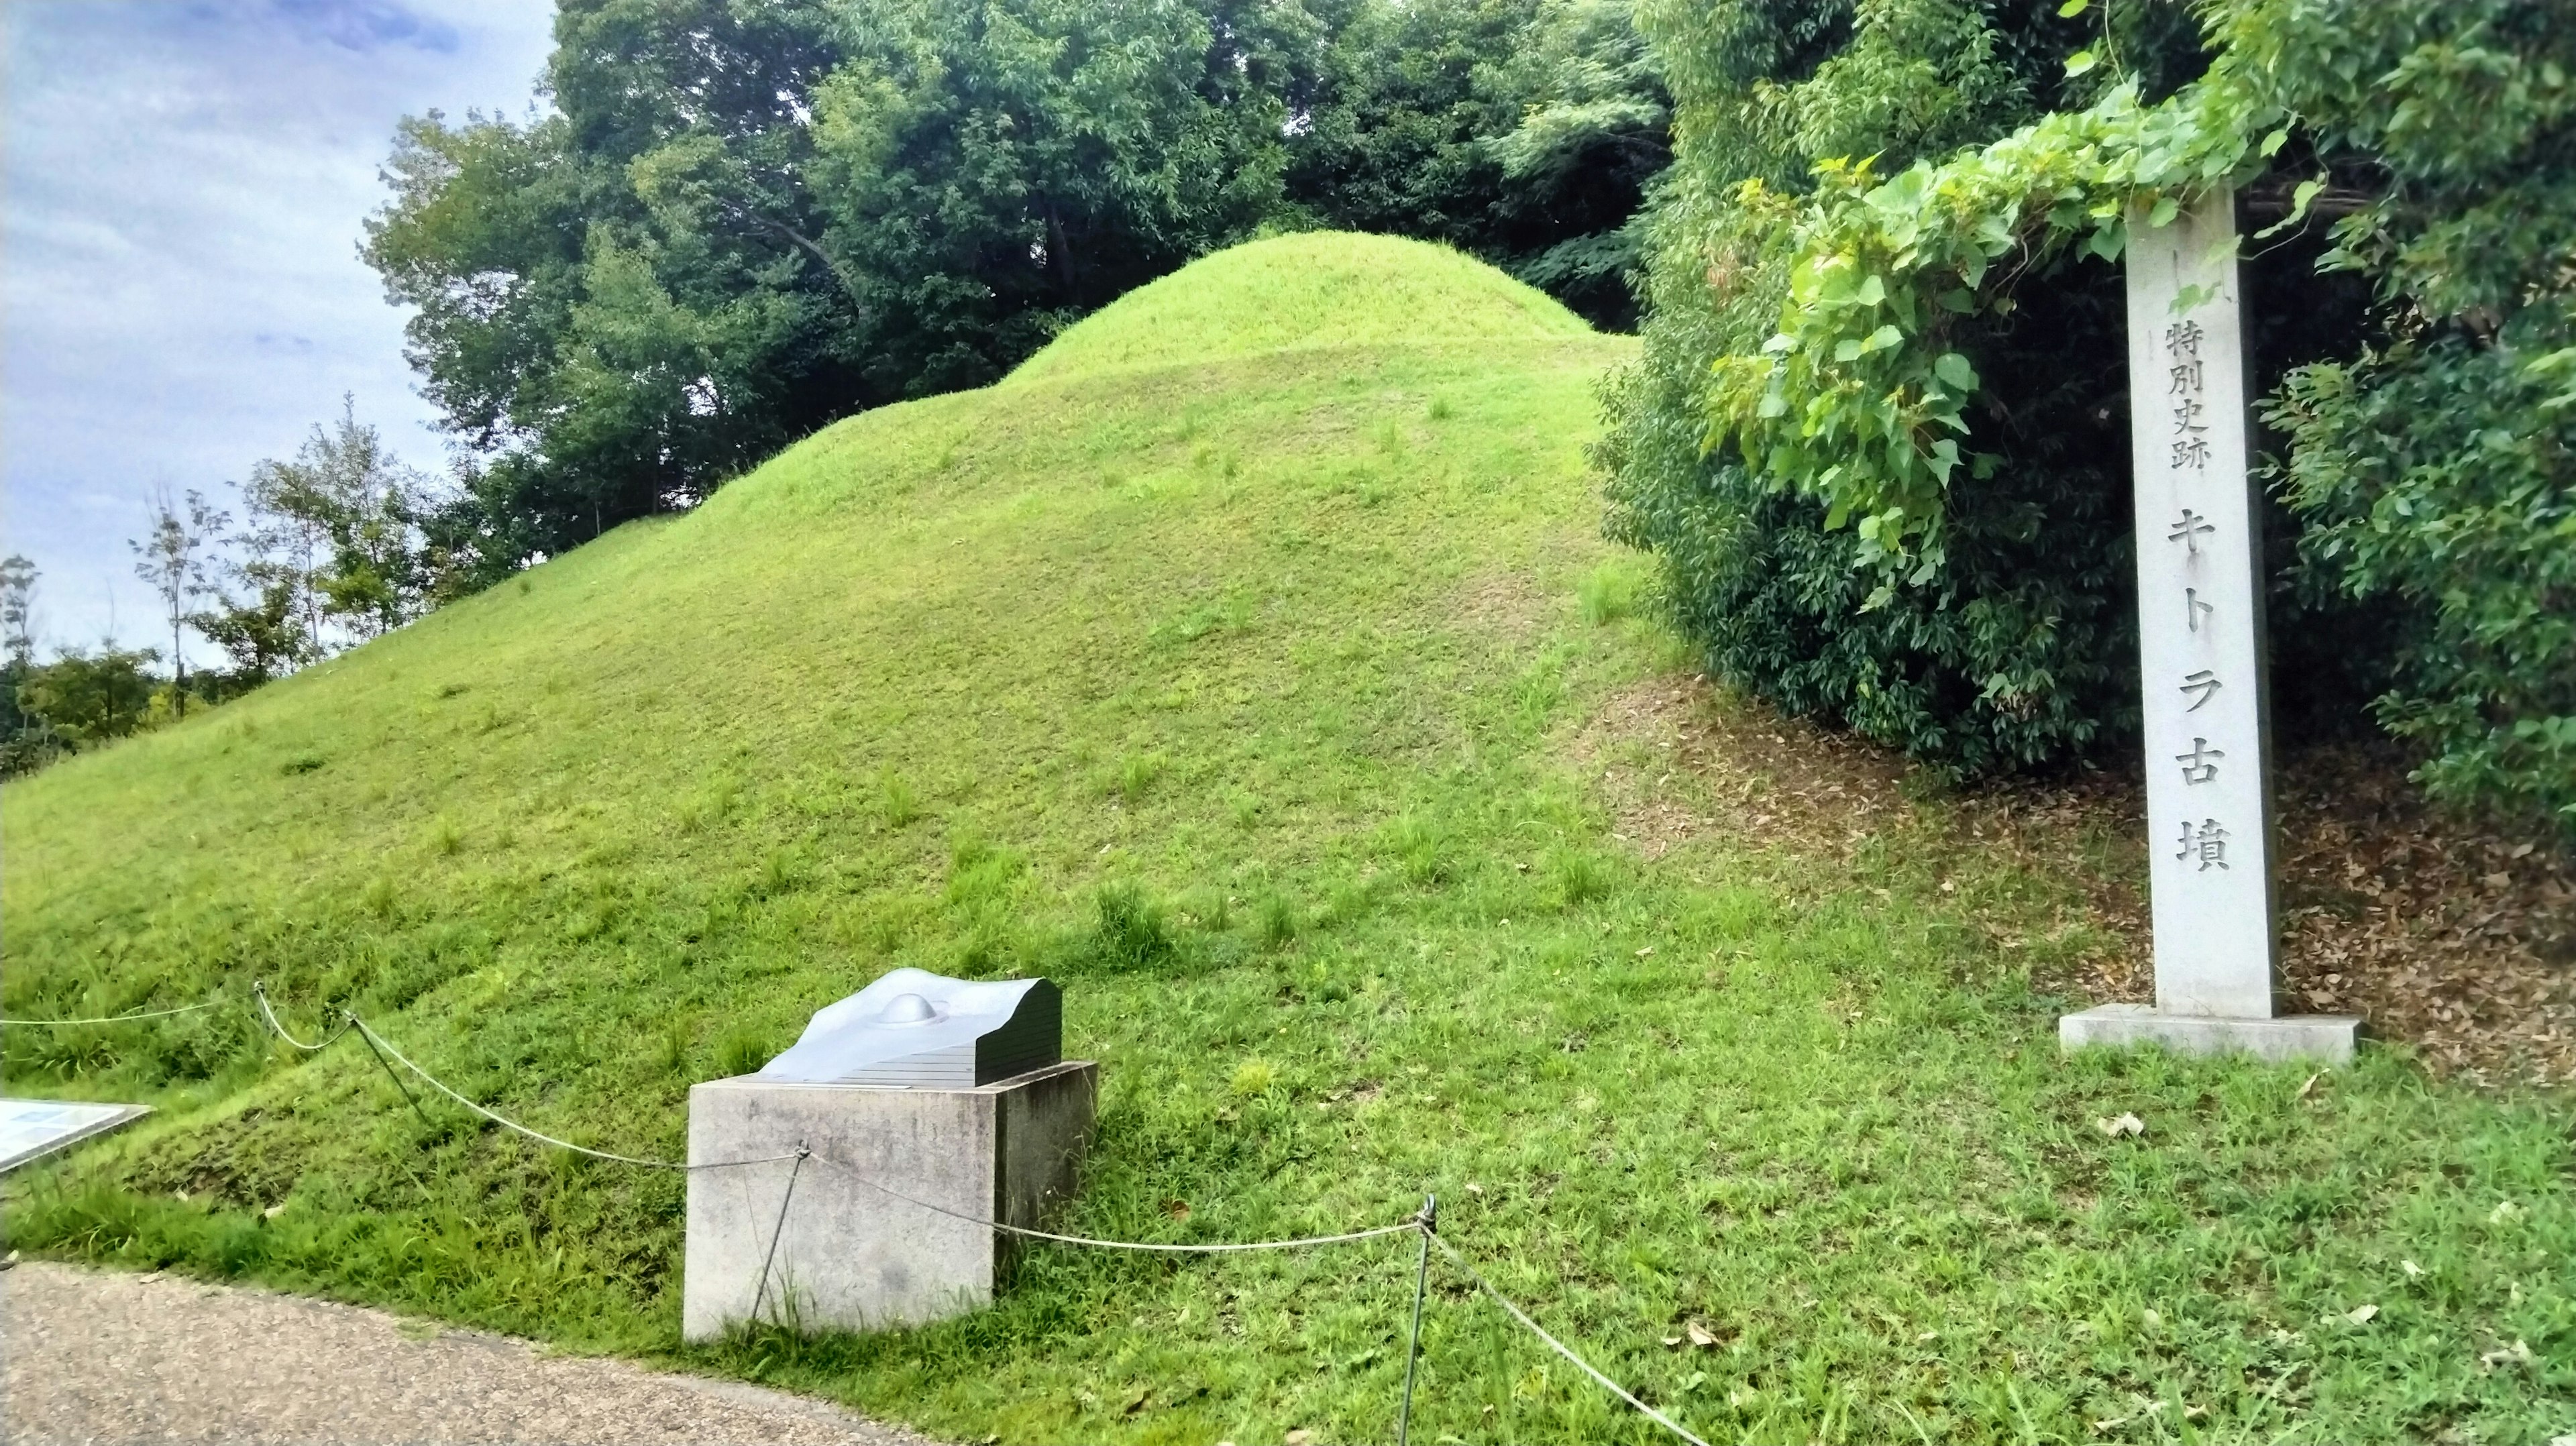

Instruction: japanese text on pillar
[2165,317,2229,873]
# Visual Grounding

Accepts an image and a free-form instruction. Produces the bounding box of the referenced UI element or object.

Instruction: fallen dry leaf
[1661,1334,1683,1348]
[1576,680,2576,1090]
[2297,1071,2326,1099]
[2481,1339,2535,1372]
[2095,1113,2147,1139]
[1284,1430,1314,1446]
[2402,1259,2423,1278]
[1686,1321,1719,1348]
[2346,1304,2379,1325]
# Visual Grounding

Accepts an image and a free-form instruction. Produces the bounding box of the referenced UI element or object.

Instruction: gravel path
[1,1261,941,1445]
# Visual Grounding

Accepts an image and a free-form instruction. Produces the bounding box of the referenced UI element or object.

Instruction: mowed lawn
[5,235,2571,1444]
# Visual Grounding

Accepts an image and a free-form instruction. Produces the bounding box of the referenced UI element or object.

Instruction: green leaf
[2065,49,2098,78]
[2057,0,2090,13]
[1833,337,1864,363]
[2148,194,2180,229]
[1864,324,1903,353]
[1856,274,1886,308]
[2258,125,2290,158]
[1933,353,1979,392]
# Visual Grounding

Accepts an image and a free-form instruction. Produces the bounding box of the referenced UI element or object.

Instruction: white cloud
[1,0,555,655]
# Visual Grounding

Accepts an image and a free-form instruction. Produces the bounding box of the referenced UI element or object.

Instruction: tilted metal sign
[755,968,1061,1088]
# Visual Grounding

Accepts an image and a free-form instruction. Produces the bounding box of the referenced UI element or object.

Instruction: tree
[0,553,36,669]
[239,399,439,647]
[365,0,861,573]
[808,0,1297,398]
[368,0,1685,573]
[194,569,308,688]
[1285,0,1670,329]
[13,647,160,753]
[129,487,227,720]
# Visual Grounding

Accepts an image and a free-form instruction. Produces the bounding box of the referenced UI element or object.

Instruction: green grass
[6,233,2573,1444]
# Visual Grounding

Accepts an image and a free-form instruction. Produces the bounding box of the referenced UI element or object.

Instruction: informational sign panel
[2124,186,2279,1019]
[0,1098,150,1172]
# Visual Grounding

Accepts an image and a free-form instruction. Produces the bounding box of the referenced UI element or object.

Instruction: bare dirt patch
[1576,673,2576,1087]
[1450,569,1554,647]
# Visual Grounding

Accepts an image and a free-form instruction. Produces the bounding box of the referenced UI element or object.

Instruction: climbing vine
[1707,58,2288,587]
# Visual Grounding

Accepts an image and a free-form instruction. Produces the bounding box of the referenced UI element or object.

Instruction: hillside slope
[7,234,2571,1445]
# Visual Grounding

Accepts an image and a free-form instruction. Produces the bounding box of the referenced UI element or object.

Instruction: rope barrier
[812,1148,1424,1252]
[254,982,352,1053]
[1425,1229,1712,1446]
[0,999,223,1027]
[237,983,1711,1445]
[343,1015,796,1173]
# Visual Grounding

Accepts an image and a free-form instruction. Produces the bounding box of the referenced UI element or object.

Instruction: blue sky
[1,0,554,656]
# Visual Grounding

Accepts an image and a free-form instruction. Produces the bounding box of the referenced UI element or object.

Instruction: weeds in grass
[714,1029,772,1080]
[1085,883,1175,973]
[1111,753,1166,801]
[1547,846,1611,909]
[876,769,921,828]
[1381,814,1450,886]
[1576,560,1642,625]
[1254,893,1299,950]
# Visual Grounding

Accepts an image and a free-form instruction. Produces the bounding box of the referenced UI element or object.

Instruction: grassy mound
[1003,231,1593,386]
[7,235,2571,1445]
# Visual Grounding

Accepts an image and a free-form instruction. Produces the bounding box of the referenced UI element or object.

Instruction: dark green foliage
[1613,0,2557,820]
[8,647,162,759]
[2255,0,2576,834]
[367,0,1677,570]
[808,0,1301,399]
[366,0,858,571]
[1606,0,2201,777]
[1287,0,1670,329]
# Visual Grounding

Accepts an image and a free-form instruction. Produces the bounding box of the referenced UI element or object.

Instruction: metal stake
[353,1013,435,1132]
[751,1144,811,1326]
[1397,1194,1435,1446]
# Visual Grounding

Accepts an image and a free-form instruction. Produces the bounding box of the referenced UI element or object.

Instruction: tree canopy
[1606,0,2573,834]
[366,0,1670,575]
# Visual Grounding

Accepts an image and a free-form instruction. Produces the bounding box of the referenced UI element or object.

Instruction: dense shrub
[1603,0,2202,777]
[1612,0,2562,834]
[2259,0,2576,834]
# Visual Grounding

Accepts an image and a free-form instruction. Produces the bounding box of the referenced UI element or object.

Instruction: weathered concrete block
[682,1060,1096,1341]
[2059,1003,2358,1064]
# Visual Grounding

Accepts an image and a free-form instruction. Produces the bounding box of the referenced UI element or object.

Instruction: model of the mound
[1004,231,1594,386]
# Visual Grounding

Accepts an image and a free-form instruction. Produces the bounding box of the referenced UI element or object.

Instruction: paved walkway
[1,1261,936,1445]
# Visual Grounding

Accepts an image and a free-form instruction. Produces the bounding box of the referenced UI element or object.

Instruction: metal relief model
[684,968,1095,1340]
[756,967,1061,1088]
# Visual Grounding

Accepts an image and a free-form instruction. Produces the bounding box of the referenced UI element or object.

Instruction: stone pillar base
[682,1060,1096,1342]
[2059,1003,2357,1064]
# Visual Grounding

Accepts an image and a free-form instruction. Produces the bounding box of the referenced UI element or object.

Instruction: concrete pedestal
[2060,1003,2357,1064]
[682,1060,1096,1341]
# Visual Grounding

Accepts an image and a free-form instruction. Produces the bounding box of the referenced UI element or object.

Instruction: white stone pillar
[2060,186,2357,1063]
